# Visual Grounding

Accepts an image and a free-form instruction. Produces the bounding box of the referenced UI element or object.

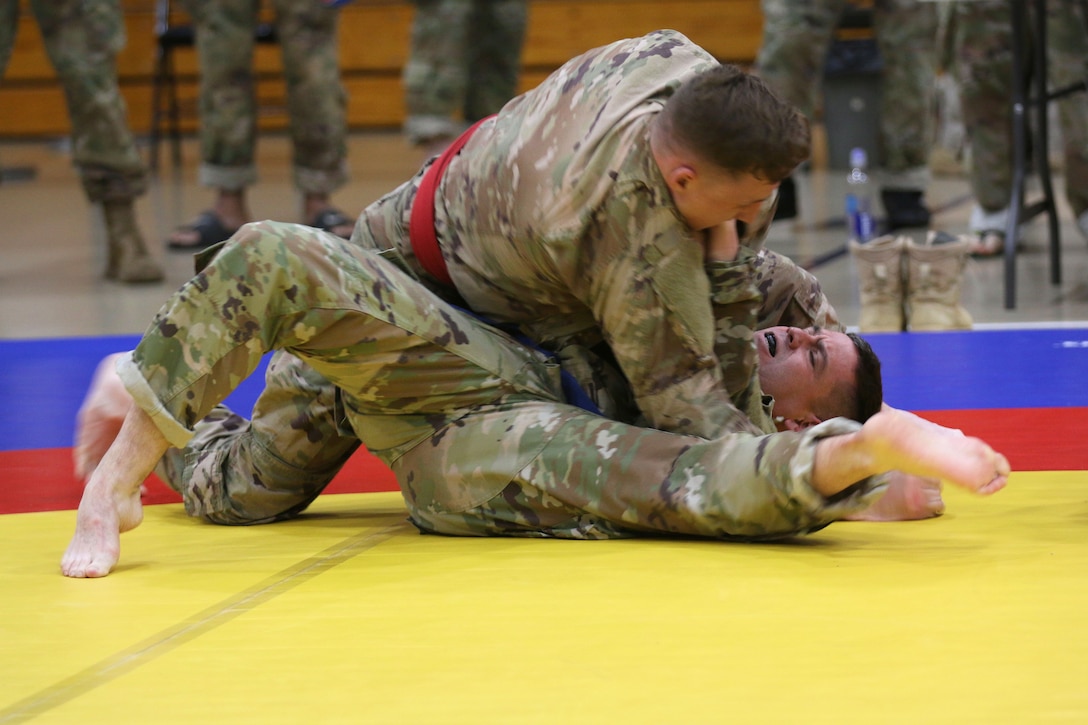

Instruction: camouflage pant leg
[952,2,1013,212]
[121,220,563,522]
[155,351,362,525]
[463,0,527,122]
[348,162,461,300]
[179,0,260,189]
[401,399,878,541]
[28,0,147,203]
[756,0,848,117]
[270,0,348,194]
[403,0,476,143]
[403,0,526,143]
[1048,0,1088,217]
[873,0,937,178]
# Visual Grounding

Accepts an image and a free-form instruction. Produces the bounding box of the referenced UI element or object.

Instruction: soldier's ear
[666,164,696,191]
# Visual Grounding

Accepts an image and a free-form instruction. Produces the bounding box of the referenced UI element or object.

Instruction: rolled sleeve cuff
[116,352,195,450]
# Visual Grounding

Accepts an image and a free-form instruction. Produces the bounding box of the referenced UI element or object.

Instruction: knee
[227,220,320,262]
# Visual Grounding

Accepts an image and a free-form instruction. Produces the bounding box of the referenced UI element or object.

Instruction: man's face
[756,326,859,428]
[673,169,778,231]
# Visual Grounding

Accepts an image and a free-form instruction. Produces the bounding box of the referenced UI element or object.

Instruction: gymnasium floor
[3,133,1088,723]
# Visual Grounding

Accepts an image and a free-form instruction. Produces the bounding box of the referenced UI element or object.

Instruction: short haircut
[819,332,883,424]
[660,64,811,182]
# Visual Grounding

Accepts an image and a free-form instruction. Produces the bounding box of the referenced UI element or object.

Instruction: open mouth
[764,331,777,357]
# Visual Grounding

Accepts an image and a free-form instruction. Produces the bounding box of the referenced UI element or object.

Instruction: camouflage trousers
[125,221,876,541]
[178,0,348,193]
[757,0,937,184]
[0,0,146,203]
[952,1,1088,216]
[402,0,528,145]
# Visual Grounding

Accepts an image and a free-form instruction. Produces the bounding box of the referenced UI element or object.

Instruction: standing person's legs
[873,0,937,228]
[464,0,527,122]
[402,0,473,152]
[953,2,1014,255]
[1047,0,1088,236]
[168,0,260,249]
[755,0,843,118]
[29,0,162,282]
[272,0,351,235]
[755,0,844,219]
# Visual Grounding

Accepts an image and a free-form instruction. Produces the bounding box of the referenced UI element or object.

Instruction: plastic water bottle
[845,147,875,243]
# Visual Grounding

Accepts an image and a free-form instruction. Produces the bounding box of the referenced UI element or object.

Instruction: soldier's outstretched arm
[812,408,1010,497]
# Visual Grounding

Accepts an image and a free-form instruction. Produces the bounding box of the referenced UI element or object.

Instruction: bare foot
[845,471,945,522]
[73,352,134,481]
[61,406,170,578]
[60,477,143,578]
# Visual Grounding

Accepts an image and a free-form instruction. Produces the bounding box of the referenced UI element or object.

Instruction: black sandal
[309,207,354,239]
[167,211,241,251]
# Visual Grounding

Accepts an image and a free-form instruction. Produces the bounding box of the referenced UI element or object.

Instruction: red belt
[408,116,493,287]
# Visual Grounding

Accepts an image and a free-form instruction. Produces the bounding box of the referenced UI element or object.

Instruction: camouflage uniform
[134,31,885,540]
[757,0,937,188]
[403,0,528,146]
[0,0,146,203]
[178,0,348,194]
[952,0,1088,217]
[128,221,879,541]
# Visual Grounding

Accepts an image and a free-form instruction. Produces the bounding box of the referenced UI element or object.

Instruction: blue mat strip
[2,328,1086,451]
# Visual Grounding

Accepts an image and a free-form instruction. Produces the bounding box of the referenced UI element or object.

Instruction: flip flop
[167,210,241,251]
[310,207,354,238]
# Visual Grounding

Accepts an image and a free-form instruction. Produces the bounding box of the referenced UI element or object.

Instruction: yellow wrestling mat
[3,472,1088,724]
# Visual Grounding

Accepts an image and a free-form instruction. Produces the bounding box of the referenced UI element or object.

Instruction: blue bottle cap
[849,147,868,169]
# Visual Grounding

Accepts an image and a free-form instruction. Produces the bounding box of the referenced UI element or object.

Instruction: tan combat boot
[905,231,973,331]
[849,234,906,332]
[102,200,164,283]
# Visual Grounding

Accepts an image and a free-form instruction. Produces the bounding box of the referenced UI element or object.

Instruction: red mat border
[3,407,1083,515]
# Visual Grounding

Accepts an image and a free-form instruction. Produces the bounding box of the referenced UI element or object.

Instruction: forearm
[686,417,886,537]
[750,249,841,332]
[811,430,880,497]
[635,371,767,438]
[706,246,761,404]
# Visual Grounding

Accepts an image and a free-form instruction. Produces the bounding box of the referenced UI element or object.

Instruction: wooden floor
[2,131,1088,723]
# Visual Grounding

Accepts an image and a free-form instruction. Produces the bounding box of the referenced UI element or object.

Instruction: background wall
[0,0,765,138]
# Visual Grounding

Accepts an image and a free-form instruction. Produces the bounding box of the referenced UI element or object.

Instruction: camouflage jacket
[437,30,812,438]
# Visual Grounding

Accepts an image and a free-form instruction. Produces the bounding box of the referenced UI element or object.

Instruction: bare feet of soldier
[864,409,1010,495]
[845,472,945,522]
[60,470,144,578]
[62,405,169,578]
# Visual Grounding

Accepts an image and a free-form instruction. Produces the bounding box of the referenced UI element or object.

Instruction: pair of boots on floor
[849,231,973,333]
